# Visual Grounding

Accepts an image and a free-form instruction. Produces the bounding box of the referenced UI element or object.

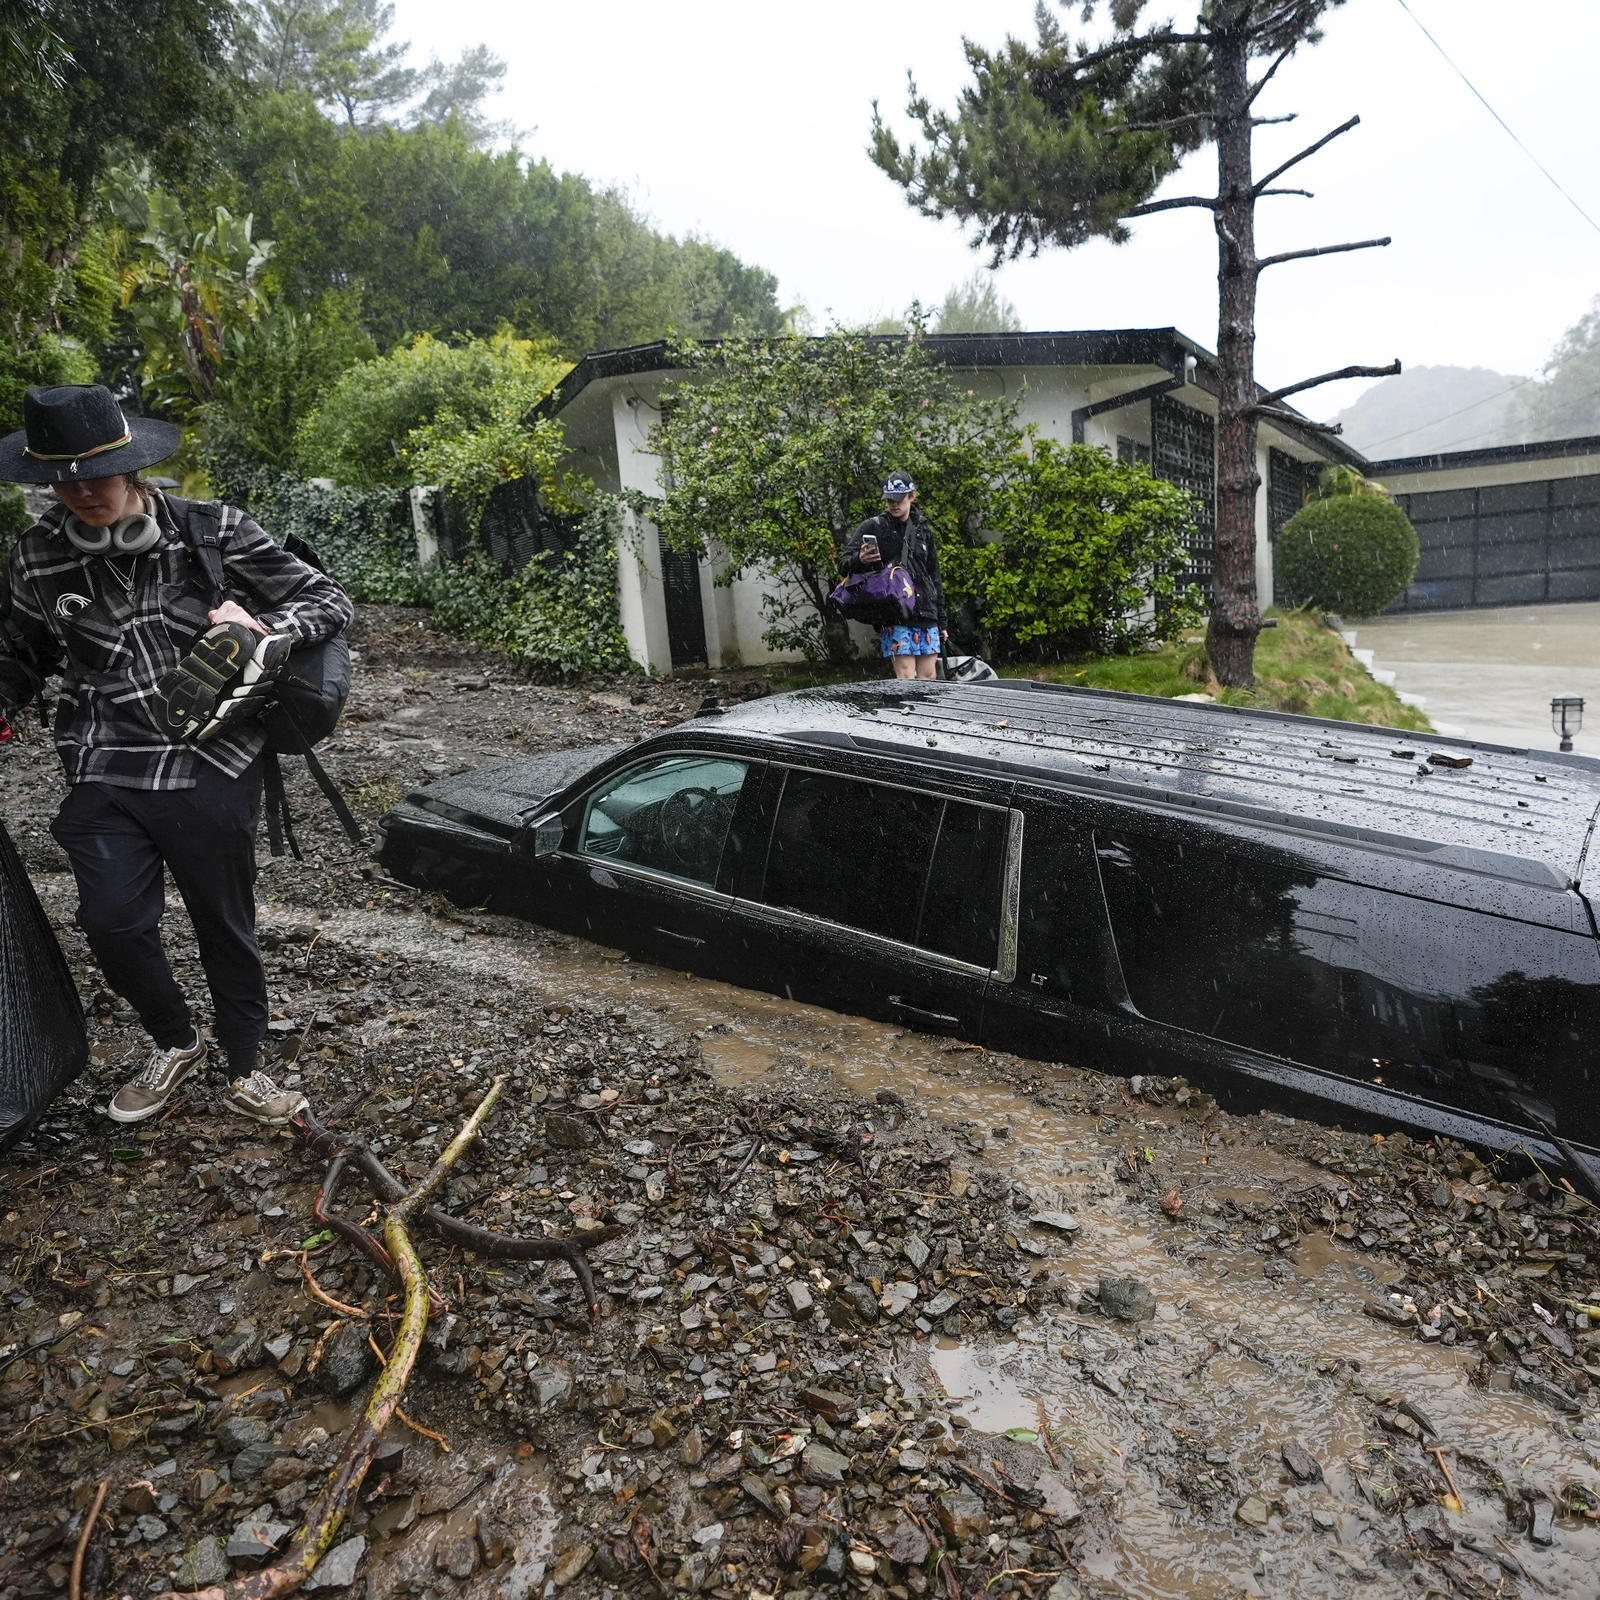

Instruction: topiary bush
[1276,494,1419,617]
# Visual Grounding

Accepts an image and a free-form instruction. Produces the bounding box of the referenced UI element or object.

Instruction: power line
[1359,373,1536,452]
[1394,0,1600,240]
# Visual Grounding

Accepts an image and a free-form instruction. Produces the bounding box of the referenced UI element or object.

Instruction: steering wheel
[659,786,730,873]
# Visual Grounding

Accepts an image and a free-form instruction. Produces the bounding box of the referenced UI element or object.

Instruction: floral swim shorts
[880,625,941,658]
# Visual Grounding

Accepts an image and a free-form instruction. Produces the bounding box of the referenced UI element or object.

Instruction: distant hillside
[1329,366,1531,460]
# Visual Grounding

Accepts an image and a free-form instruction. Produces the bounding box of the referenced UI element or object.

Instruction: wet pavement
[1351,602,1600,754]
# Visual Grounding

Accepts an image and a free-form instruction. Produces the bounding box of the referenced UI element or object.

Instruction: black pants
[50,761,266,1074]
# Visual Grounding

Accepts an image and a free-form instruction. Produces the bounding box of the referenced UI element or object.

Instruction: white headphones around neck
[65,511,162,557]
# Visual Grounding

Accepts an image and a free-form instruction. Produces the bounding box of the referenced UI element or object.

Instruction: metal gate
[1152,394,1216,594]
[1391,475,1600,611]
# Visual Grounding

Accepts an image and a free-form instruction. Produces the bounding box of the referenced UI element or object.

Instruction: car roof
[702,679,1600,889]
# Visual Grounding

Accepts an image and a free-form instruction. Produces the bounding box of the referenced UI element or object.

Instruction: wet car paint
[378,679,1600,1171]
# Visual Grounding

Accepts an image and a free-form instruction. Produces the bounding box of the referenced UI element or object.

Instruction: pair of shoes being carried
[107,1031,208,1123]
[223,1069,309,1125]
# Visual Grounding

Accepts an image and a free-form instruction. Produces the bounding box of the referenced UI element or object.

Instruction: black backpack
[170,497,362,859]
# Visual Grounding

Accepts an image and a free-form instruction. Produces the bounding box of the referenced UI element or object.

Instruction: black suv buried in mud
[378,679,1600,1181]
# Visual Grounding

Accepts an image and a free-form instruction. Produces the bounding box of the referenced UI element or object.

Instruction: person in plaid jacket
[0,385,353,1126]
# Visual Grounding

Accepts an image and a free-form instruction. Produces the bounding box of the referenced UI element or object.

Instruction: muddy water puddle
[250,898,1600,1596]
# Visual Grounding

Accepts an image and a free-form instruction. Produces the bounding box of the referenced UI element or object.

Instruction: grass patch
[759,609,1431,733]
[1027,608,1431,731]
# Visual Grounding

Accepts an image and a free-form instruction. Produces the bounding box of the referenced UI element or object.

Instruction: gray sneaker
[107,1032,208,1124]
[222,1070,309,1125]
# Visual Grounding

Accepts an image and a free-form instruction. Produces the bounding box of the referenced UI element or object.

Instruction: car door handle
[888,997,960,1028]
[654,926,706,947]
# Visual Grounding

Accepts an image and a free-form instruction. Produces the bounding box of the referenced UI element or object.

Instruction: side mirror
[526,812,565,857]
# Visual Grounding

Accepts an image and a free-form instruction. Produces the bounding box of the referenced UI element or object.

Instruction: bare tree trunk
[1207,21,1263,689]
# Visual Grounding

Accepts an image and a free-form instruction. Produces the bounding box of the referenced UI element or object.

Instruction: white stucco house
[419,329,1600,673]
[524,329,1358,674]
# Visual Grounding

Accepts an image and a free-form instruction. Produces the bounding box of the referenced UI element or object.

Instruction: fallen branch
[159,1075,507,1600]
[367,1331,452,1451]
[288,1105,617,1321]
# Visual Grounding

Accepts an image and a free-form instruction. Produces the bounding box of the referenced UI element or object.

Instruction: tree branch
[1256,235,1391,273]
[1251,113,1298,126]
[1124,194,1219,218]
[1252,115,1360,195]
[1246,41,1297,108]
[1255,361,1402,410]
[1258,187,1314,199]
[160,1079,509,1600]
[1068,30,1212,74]
[1106,112,1213,135]
[1252,407,1344,435]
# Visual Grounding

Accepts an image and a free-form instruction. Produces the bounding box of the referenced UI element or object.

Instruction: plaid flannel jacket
[0,493,354,789]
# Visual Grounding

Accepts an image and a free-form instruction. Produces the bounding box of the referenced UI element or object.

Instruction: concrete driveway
[1349,601,1600,755]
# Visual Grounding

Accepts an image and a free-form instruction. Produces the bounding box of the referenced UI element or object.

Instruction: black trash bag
[0,813,86,1154]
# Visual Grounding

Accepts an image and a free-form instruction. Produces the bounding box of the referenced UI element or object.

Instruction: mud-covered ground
[3,607,1600,1600]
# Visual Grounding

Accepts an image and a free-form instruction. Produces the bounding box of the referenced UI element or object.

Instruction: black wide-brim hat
[0,384,179,483]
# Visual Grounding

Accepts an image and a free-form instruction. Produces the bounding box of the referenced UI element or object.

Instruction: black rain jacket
[838,507,946,631]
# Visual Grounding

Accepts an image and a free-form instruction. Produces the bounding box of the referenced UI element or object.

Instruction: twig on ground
[68,1479,108,1600]
[366,1331,451,1451]
[288,1105,616,1322]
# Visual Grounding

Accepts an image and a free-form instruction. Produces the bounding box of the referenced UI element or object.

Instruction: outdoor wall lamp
[1551,694,1585,752]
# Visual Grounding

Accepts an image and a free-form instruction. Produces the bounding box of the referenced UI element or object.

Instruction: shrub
[421,495,636,679]
[202,436,423,604]
[294,330,568,490]
[943,439,1206,659]
[1276,495,1419,617]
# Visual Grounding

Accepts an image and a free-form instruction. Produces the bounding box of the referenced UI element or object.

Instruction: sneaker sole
[106,1054,206,1124]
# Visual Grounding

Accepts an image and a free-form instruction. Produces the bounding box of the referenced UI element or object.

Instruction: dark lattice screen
[1152,395,1215,593]
[1268,449,1314,541]
[1116,435,1151,467]
[432,479,580,572]
[658,531,707,665]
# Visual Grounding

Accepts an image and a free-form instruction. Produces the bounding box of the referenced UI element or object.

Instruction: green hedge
[206,437,634,678]
[1276,495,1419,617]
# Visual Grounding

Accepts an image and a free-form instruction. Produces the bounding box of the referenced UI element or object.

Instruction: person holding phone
[838,471,948,679]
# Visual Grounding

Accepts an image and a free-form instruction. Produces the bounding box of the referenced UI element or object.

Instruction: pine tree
[871,0,1398,685]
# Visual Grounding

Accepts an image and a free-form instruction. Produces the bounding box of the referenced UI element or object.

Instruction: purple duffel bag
[828,561,917,625]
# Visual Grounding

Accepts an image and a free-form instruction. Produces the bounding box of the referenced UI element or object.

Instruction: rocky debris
[304,1534,366,1590]
[1092,1276,1157,1322]
[226,1514,293,1563]
[319,1319,374,1396]
[2,606,1597,1599]
[1281,1438,1323,1483]
[1235,1494,1272,1528]
[173,1535,229,1587]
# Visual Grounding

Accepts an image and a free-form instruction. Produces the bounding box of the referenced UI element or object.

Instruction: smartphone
[860,533,880,559]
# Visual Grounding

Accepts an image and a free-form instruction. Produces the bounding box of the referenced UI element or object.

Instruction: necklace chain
[102,555,139,601]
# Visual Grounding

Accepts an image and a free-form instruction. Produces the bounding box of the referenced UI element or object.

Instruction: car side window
[762,769,1007,968]
[1096,829,1600,1117]
[920,800,1008,968]
[763,770,940,933]
[579,755,750,887]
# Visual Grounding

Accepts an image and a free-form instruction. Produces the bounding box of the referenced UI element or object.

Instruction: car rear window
[762,769,1008,969]
[1096,829,1600,1112]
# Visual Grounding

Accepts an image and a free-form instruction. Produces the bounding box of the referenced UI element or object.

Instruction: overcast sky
[386,0,1600,421]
